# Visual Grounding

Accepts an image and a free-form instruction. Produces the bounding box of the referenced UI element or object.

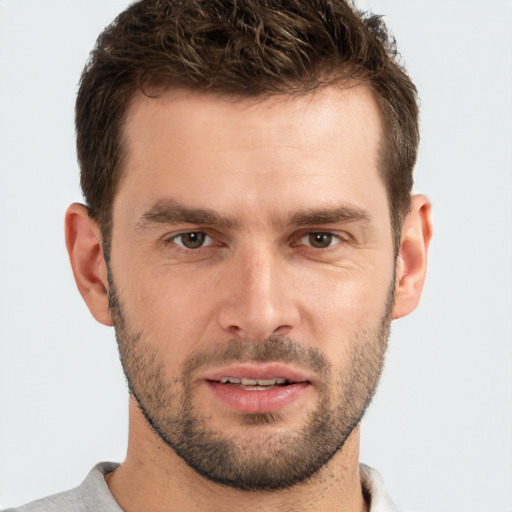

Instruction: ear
[65,203,113,326]
[393,194,433,320]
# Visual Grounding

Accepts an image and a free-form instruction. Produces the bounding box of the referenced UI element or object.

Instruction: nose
[217,246,300,340]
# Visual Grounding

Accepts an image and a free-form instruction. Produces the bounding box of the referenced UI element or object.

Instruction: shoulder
[4,462,121,512]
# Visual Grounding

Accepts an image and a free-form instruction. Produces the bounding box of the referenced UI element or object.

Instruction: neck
[106,398,369,512]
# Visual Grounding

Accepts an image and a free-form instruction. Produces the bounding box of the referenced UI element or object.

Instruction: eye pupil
[182,232,206,249]
[309,233,333,248]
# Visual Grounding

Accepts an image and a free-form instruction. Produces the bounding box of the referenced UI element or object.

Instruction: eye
[167,231,214,249]
[300,232,342,249]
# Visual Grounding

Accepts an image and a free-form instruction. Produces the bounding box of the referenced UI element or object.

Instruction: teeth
[220,377,288,386]
[220,377,241,384]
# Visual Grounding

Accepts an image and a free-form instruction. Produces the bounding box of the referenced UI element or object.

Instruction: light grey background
[1,1,511,511]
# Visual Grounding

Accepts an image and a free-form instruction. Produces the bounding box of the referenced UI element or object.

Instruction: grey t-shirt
[5,462,398,511]
[4,463,120,512]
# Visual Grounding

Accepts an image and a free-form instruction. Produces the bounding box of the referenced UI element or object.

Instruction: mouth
[203,364,313,414]
[217,376,293,391]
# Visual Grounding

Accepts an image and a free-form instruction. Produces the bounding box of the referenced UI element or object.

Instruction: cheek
[300,264,393,353]
[115,264,219,362]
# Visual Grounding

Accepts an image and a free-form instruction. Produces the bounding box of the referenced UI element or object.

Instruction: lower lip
[205,381,310,414]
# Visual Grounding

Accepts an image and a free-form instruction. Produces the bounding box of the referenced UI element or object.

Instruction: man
[7,0,432,510]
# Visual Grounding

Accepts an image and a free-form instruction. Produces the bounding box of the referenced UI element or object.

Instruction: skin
[66,84,432,512]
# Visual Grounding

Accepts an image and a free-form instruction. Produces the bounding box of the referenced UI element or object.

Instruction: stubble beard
[107,269,393,491]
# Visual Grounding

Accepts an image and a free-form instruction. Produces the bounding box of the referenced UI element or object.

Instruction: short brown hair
[76,0,419,248]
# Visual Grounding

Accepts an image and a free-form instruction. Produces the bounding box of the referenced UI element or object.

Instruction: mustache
[182,335,331,376]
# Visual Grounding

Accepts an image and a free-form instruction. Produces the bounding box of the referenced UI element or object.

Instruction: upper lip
[202,363,313,384]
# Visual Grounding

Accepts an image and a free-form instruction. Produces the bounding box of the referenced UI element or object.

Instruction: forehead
[124,84,382,154]
[116,84,386,227]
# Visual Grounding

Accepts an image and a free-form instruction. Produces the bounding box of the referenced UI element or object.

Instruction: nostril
[272,324,292,336]
[226,324,242,334]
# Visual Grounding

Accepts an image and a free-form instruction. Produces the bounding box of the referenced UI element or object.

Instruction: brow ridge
[289,206,371,226]
[138,200,237,228]
[138,199,371,229]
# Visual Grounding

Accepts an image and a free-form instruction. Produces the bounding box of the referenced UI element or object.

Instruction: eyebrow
[289,206,371,226]
[137,199,371,230]
[138,200,237,228]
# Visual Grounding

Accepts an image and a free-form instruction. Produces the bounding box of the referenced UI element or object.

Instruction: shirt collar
[360,463,399,512]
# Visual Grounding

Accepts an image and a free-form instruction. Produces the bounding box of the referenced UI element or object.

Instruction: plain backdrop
[0,1,511,511]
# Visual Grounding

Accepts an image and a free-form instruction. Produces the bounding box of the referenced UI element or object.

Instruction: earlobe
[65,203,113,326]
[392,194,433,320]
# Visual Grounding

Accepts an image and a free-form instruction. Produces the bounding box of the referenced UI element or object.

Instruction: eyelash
[163,230,350,251]
[295,232,346,249]
[164,231,217,250]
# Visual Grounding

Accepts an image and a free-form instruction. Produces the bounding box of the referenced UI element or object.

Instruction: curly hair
[76,0,419,247]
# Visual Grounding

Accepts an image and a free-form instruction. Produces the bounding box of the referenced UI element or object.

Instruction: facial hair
[108,268,393,491]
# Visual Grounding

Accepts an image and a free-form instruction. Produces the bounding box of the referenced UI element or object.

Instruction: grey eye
[175,232,209,249]
[302,232,339,248]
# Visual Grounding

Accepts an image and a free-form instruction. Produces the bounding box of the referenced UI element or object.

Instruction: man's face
[107,85,396,489]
